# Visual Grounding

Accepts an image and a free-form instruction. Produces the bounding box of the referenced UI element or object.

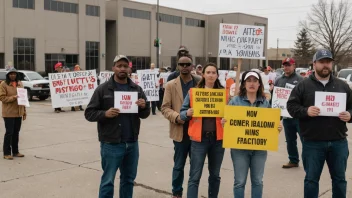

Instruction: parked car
[19,70,50,101]
[337,68,352,80]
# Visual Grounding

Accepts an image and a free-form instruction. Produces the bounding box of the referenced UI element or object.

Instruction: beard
[316,67,332,78]
[117,72,127,80]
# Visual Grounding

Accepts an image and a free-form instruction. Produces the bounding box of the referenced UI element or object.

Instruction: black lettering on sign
[246,111,257,117]
[251,121,275,128]
[237,137,267,145]
[199,110,219,115]
[245,129,259,136]
[229,119,249,127]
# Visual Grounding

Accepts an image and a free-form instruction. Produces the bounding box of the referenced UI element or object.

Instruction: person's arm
[0,83,16,103]
[138,88,150,119]
[287,83,309,118]
[84,87,107,122]
[180,93,192,121]
[161,82,179,123]
[343,84,352,123]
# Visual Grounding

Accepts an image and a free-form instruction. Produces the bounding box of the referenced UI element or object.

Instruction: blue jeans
[231,149,267,198]
[283,118,301,164]
[187,138,225,198]
[172,137,191,196]
[99,142,139,198]
[302,138,349,198]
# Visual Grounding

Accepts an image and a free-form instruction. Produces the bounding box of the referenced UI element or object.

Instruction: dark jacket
[85,77,150,143]
[287,73,352,141]
[167,71,180,82]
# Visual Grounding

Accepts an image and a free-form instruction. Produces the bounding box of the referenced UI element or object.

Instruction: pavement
[0,99,352,198]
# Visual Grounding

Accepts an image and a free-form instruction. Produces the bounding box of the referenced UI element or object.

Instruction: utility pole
[156,0,160,68]
[276,38,279,68]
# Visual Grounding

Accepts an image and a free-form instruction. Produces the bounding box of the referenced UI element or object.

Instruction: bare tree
[301,0,352,64]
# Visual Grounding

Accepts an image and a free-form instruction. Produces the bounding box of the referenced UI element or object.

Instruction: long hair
[5,72,20,85]
[197,63,224,89]
[238,71,265,98]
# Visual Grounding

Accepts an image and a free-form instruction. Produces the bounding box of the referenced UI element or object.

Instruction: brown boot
[282,162,299,168]
[13,153,25,157]
[3,155,13,160]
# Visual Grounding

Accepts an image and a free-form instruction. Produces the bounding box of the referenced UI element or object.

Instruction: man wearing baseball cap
[270,57,304,169]
[85,55,150,198]
[287,49,351,198]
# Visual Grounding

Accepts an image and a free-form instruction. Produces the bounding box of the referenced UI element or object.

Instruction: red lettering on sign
[122,95,131,100]
[326,95,335,101]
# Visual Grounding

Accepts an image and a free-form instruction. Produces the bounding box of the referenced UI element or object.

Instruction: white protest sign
[49,70,98,108]
[219,70,229,87]
[137,70,159,101]
[272,87,292,118]
[315,92,346,116]
[219,23,265,59]
[285,83,295,89]
[114,92,138,113]
[130,73,139,85]
[159,72,170,85]
[17,88,30,107]
[98,71,114,84]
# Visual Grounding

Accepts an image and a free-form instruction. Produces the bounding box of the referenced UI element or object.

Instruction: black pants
[151,102,157,114]
[158,89,164,110]
[3,117,22,156]
[55,108,61,111]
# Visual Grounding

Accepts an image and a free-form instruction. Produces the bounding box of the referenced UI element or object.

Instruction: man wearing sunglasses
[167,46,191,82]
[161,54,200,198]
[271,58,304,169]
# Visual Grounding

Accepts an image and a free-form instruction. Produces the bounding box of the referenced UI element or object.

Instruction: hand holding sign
[187,108,194,117]
[307,106,320,117]
[105,108,120,118]
[135,98,146,109]
[339,111,351,122]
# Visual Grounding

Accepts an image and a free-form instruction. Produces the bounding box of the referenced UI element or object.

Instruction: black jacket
[85,77,150,143]
[287,73,352,141]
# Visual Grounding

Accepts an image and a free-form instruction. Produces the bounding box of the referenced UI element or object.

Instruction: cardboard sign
[98,71,114,84]
[49,70,98,108]
[17,88,30,107]
[191,88,226,117]
[219,23,265,59]
[114,92,138,113]
[271,87,292,118]
[315,92,346,116]
[223,106,281,151]
[137,70,159,101]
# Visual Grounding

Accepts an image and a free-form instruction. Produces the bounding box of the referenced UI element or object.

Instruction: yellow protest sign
[223,106,281,151]
[191,88,226,117]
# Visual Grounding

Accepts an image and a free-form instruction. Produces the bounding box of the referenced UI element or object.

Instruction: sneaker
[79,108,84,111]
[282,162,299,168]
[3,155,13,160]
[13,153,25,157]
[71,107,76,112]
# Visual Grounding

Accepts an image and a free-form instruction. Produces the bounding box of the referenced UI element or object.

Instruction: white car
[18,70,50,101]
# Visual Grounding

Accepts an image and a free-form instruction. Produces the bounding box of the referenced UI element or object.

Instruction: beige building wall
[0,0,5,53]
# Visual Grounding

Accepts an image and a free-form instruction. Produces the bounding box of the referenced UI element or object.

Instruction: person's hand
[13,95,18,99]
[105,108,120,118]
[135,98,146,109]
[221,118,227,127]
[269,84,274,92]
[176,116,185,124]
[278,123,283,133]
[339,111,351,122]
[307,106,320,117]
[187,108,194,117]
[23,114,26,121]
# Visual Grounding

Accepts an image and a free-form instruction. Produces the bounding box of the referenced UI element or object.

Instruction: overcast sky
[131,0,337,49]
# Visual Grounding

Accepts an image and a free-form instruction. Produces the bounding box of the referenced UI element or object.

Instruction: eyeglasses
[178,63,192,67]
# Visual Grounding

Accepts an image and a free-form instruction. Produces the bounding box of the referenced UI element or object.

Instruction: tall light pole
[156,0,160,68]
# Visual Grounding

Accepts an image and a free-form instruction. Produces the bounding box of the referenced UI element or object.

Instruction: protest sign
[223,106,280,151]
[159,72,171,86]
[315,92,346,116]
[191,88,226,117]
[114,92,138,113]
[219,23,265,59]
[219,70,229,87]
[49,70,98,108]
[137,70,159,101]
[130,73,139,85]
[285,83,295,89]
[98,71,114,84]
[271,87,292,118]
[17,88,30,107]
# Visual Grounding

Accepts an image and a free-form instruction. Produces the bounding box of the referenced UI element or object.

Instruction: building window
[45,54,78,74]
[0,53,4,69]
[128,56,151,71]
[44,0,78,14]
[86,5,100,17]
[220,58,230,70]
[123,8,151,20]
[171,56,177,71]
[156,13,182,24]
[86,41,99,71]
[185,18,205,28]
[208,57,217,64]
[13,38,35,71]
[13,0,35,9]
[195,57,206,65]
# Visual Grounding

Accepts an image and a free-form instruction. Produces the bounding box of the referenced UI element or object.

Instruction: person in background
[157,67,167,111]
[195,64,203,76]
[85,55,150,198]
[161,54,200,198]
[71,65,84,112]
[128,62,133,78]
[0,68,26,160]
[271,58,304,169]
[222,71,282,198]
[150,63,159,115]
[260,66,272,100]
[167,46,190,82]
[54,62,65,113]
[180,63,225,198]
[287,49,351,198]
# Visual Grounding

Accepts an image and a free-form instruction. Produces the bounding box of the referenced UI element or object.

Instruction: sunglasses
[178,63,192,67]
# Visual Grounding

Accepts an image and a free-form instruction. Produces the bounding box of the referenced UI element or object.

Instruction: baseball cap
[196,64,202,69]
[282,58,295,65]
[113,55,130,64]
[244,71,260,80]
[178,45,188,52]
[313,49,334,62]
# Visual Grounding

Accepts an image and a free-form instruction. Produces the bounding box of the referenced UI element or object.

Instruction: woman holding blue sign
[179,63,225,198]
[221,71,282,198]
